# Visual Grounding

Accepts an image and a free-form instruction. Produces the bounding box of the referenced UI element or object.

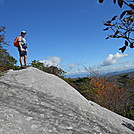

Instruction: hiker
[18,31,28,68]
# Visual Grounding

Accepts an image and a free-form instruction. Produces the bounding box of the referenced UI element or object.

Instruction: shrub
[0,26,17,73]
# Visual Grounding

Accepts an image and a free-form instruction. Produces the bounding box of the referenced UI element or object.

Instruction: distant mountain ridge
[105,68,134,77]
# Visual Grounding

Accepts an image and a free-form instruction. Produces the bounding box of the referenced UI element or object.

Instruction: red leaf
[105,37,109,39]
[113,0,116,4]
[114,30,120,36]
[126,10,134,15]
[125,40,128,46]
[130,43,134,48]
[103,27,109,31]
[111,15,118,21]
[119,46,126,53]
[120,10,127,19]
[130,4,134,10]
[99,0,104,3]
[118,0,123,8]
[106,20,111,23]
[104,23,112,26]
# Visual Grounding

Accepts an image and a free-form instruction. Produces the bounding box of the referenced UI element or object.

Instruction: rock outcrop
[0,67,134,134]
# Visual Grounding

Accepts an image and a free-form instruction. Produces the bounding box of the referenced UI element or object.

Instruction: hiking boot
[20,66,27,69]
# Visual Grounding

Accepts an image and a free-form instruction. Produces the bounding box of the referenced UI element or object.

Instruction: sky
[0,0,134,77]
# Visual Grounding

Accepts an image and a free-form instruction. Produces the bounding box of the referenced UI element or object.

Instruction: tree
[85,76,129,117]
[99,0,134,8]
[99,0,134,52]
[31,60,66,77]
[44,65,66,76]
[0,26,9,46]
[31,60,44,70]
[0,26,17,72]
[116,74,134,119]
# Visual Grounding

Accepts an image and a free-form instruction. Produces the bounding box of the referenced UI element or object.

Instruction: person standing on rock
[18,31,28,68]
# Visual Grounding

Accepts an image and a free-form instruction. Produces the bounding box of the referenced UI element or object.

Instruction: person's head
[21,31,27,37]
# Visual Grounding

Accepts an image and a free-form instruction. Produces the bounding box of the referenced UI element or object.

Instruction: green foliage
[43,65,66,76]
[99,0,134,52]
[64,77,91,93]
[11,66,22,70]
[116,74,134,120]
[126,104,134,119]
[64,73,134,120]
[31,60,66,77]
[0,26,9,46]
[31,60,44,70]
[0,26,17,73]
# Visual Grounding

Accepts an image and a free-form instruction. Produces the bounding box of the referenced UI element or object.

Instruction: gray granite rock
[0,67,133,134]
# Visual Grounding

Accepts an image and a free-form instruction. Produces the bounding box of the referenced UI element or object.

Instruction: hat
[21,31,27,34]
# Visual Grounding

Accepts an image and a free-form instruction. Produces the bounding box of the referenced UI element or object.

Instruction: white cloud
[39,56,62,67]
[119,61,129,64]
[101,52,128,66]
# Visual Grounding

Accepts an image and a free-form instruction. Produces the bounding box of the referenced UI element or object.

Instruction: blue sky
[0,0,134,77]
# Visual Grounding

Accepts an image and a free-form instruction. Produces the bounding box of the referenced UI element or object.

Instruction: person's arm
[18,37,23,51]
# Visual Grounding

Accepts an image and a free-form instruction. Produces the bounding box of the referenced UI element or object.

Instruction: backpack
[14,36,21,47]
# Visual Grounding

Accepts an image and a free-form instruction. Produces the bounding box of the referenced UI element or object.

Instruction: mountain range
[65,68,134,78]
